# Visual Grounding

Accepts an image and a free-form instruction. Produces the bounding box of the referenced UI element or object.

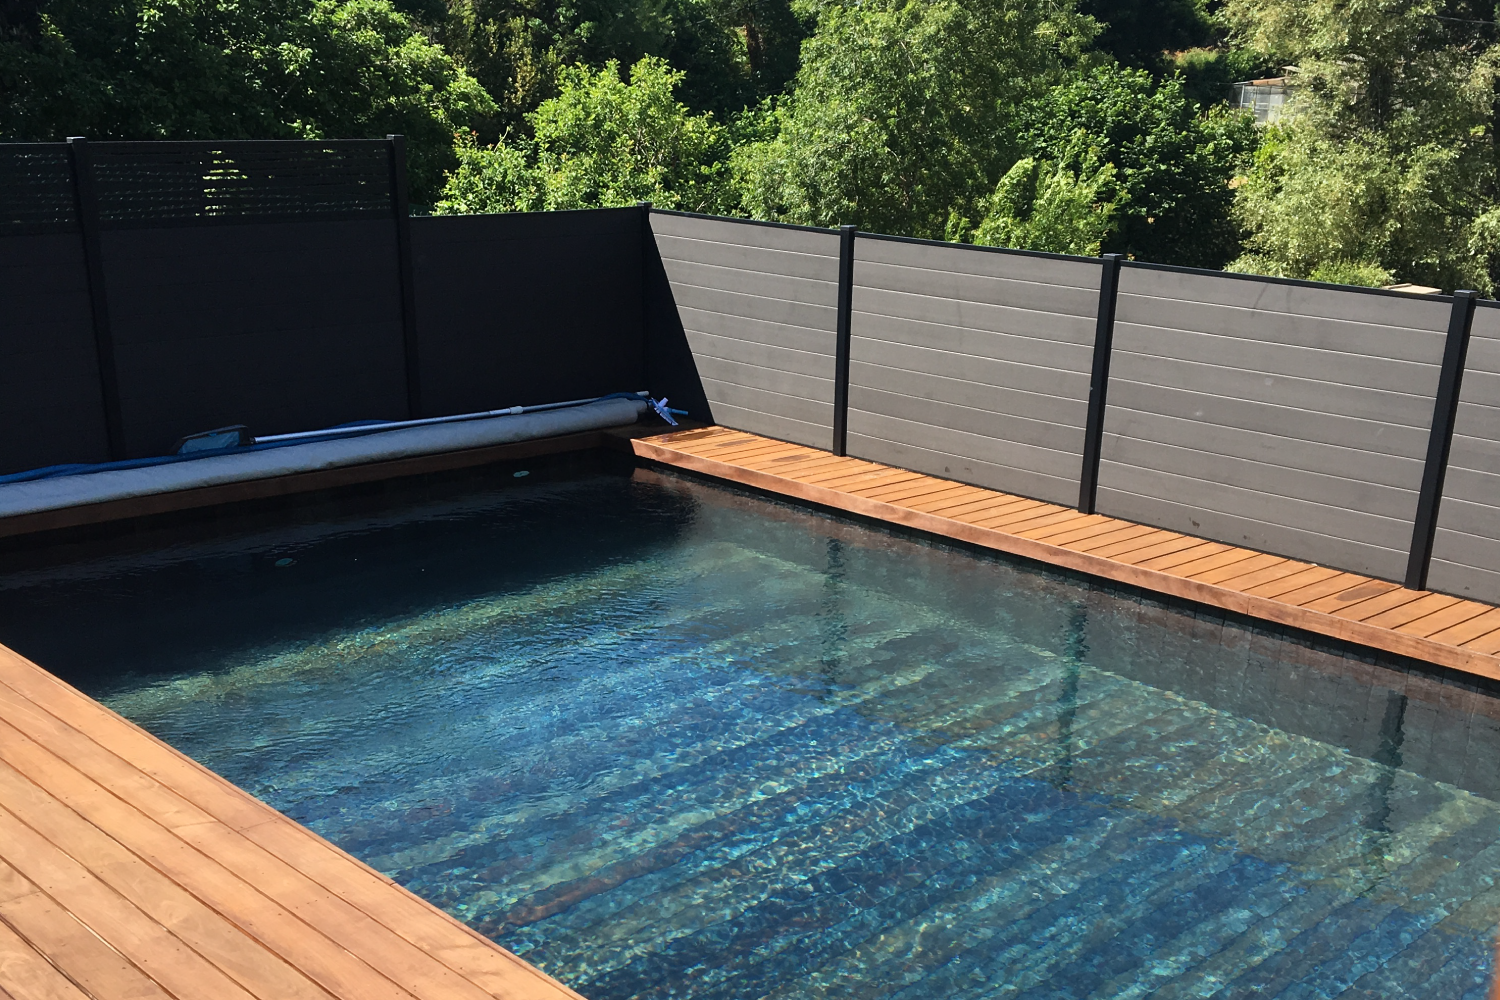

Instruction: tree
[1018,64,1258,267]
[972,157,1120,256]
[732,0,1095,238]
[426,0,808,137]
[1076,0,1214,71]
[0,0,494,202]
[1222,0,1500,289]
[435,55,734,214]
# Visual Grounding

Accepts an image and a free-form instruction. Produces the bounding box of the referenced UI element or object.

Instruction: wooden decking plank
[1038,518,1140,548]
[0,864,173,1000]
[1266,572,1370,607]
[971,507,1080,533]
[1362,594,1465,630]
[1163,548,1262,580]
[942,497,1046,523]
[1430,608,1500,646]
[1464,628,1500,655]
[0,687,537,1000]
[1395,601,1495,639]
[1212,560,1316,593]
[0,805,262,1000]
[1088,532,1196,562]
[853,479,967,503]
[1244,566,1343,599]
[1192,554,1289,587]
[903,488,997,513]
[0,732,453,1000]
[0,745,340,1000]
[0,912,92,1000]
[1300,581,1406,616]
[802,468,917,491]
[1329,588,1433,622]
[1132,542,1231,571]
[0,652,583,1000]
[737,451,838,473]
[1065,524,1168,554]
[1021,515,1117,544]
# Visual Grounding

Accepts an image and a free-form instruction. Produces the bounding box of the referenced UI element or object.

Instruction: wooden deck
[0,644,582,1000]
[630,426,1500,684]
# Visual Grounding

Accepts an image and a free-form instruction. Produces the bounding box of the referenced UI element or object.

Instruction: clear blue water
[1,461,1497,1000]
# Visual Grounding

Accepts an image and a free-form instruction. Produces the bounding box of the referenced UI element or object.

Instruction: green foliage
[435,55,733,213]
[732,0,1095,238]
[1021,64,1258,268]
[971,157,1120,256]
[430,0,808,134]
[1172,46,1284,108]
[0,0,494,202]
[1076,0,1214,71]
[1222,0,1500,291]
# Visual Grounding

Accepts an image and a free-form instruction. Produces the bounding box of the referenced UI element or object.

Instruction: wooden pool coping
[627,425,1500,685]
[0,644,582,1000]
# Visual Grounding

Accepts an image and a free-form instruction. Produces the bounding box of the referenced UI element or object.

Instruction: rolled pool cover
[0,397,648,520]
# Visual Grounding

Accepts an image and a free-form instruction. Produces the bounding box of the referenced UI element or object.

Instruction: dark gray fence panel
[412,209,644,417]
[1099,266,1450,580]
[102,220,408,457]
[651,213,840,449]
[0,233,112,474]
[1429,304,1500,603]
[846,237,1101,504]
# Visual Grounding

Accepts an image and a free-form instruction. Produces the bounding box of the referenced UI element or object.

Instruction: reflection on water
[2,463,1496,999]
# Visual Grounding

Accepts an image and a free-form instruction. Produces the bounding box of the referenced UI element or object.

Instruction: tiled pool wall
[644,465,1500,803]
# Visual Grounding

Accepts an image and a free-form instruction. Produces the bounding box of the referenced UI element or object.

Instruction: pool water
[1,462,1497,999]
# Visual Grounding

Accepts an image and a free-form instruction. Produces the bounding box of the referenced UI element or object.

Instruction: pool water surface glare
[1,465,1497,1000]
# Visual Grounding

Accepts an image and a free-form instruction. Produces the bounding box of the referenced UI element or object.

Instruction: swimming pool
[1,460,1496,999]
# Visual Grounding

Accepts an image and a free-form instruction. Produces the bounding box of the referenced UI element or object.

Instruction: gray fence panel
[845,237,1101,505]
[0,233,112,474]
[1429,304,1500,603]
[102,220,408,457]
[651,213,839,449]
[1099,266,1450,580]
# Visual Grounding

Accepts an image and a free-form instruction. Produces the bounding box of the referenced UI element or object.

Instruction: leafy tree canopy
[1076,0,1214,71]
[732,0,1096,239]
[972,158,1120,256]
[1017,65,1258,268]
[1222,0,1500,289]
[0,0,494,201]
[436,55,734,213]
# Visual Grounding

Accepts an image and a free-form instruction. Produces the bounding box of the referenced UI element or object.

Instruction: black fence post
[387,134,421,418]
[67,137,127,461]
[1078,254,1124,514]
[832,225,857,456]
[1405,289,1479,591]
[638,201,653,393]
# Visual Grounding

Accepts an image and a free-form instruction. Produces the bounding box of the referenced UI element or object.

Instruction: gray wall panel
[652,213,839,449]
[846,238,1101,506]
[1099,266,1448,580]
[1430,306,1500,602]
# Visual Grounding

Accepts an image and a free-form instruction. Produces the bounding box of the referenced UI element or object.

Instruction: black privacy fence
[1,139,1496,609]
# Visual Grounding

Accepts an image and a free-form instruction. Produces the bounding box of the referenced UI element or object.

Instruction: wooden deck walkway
[0,645,581,1000]
[630,426,1500,684]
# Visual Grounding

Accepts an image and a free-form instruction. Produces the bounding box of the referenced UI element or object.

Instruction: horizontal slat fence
[1429,302,1500,603]
[1097,266,1449,581]
[650,212,841,450]
[845,236,1101,506]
